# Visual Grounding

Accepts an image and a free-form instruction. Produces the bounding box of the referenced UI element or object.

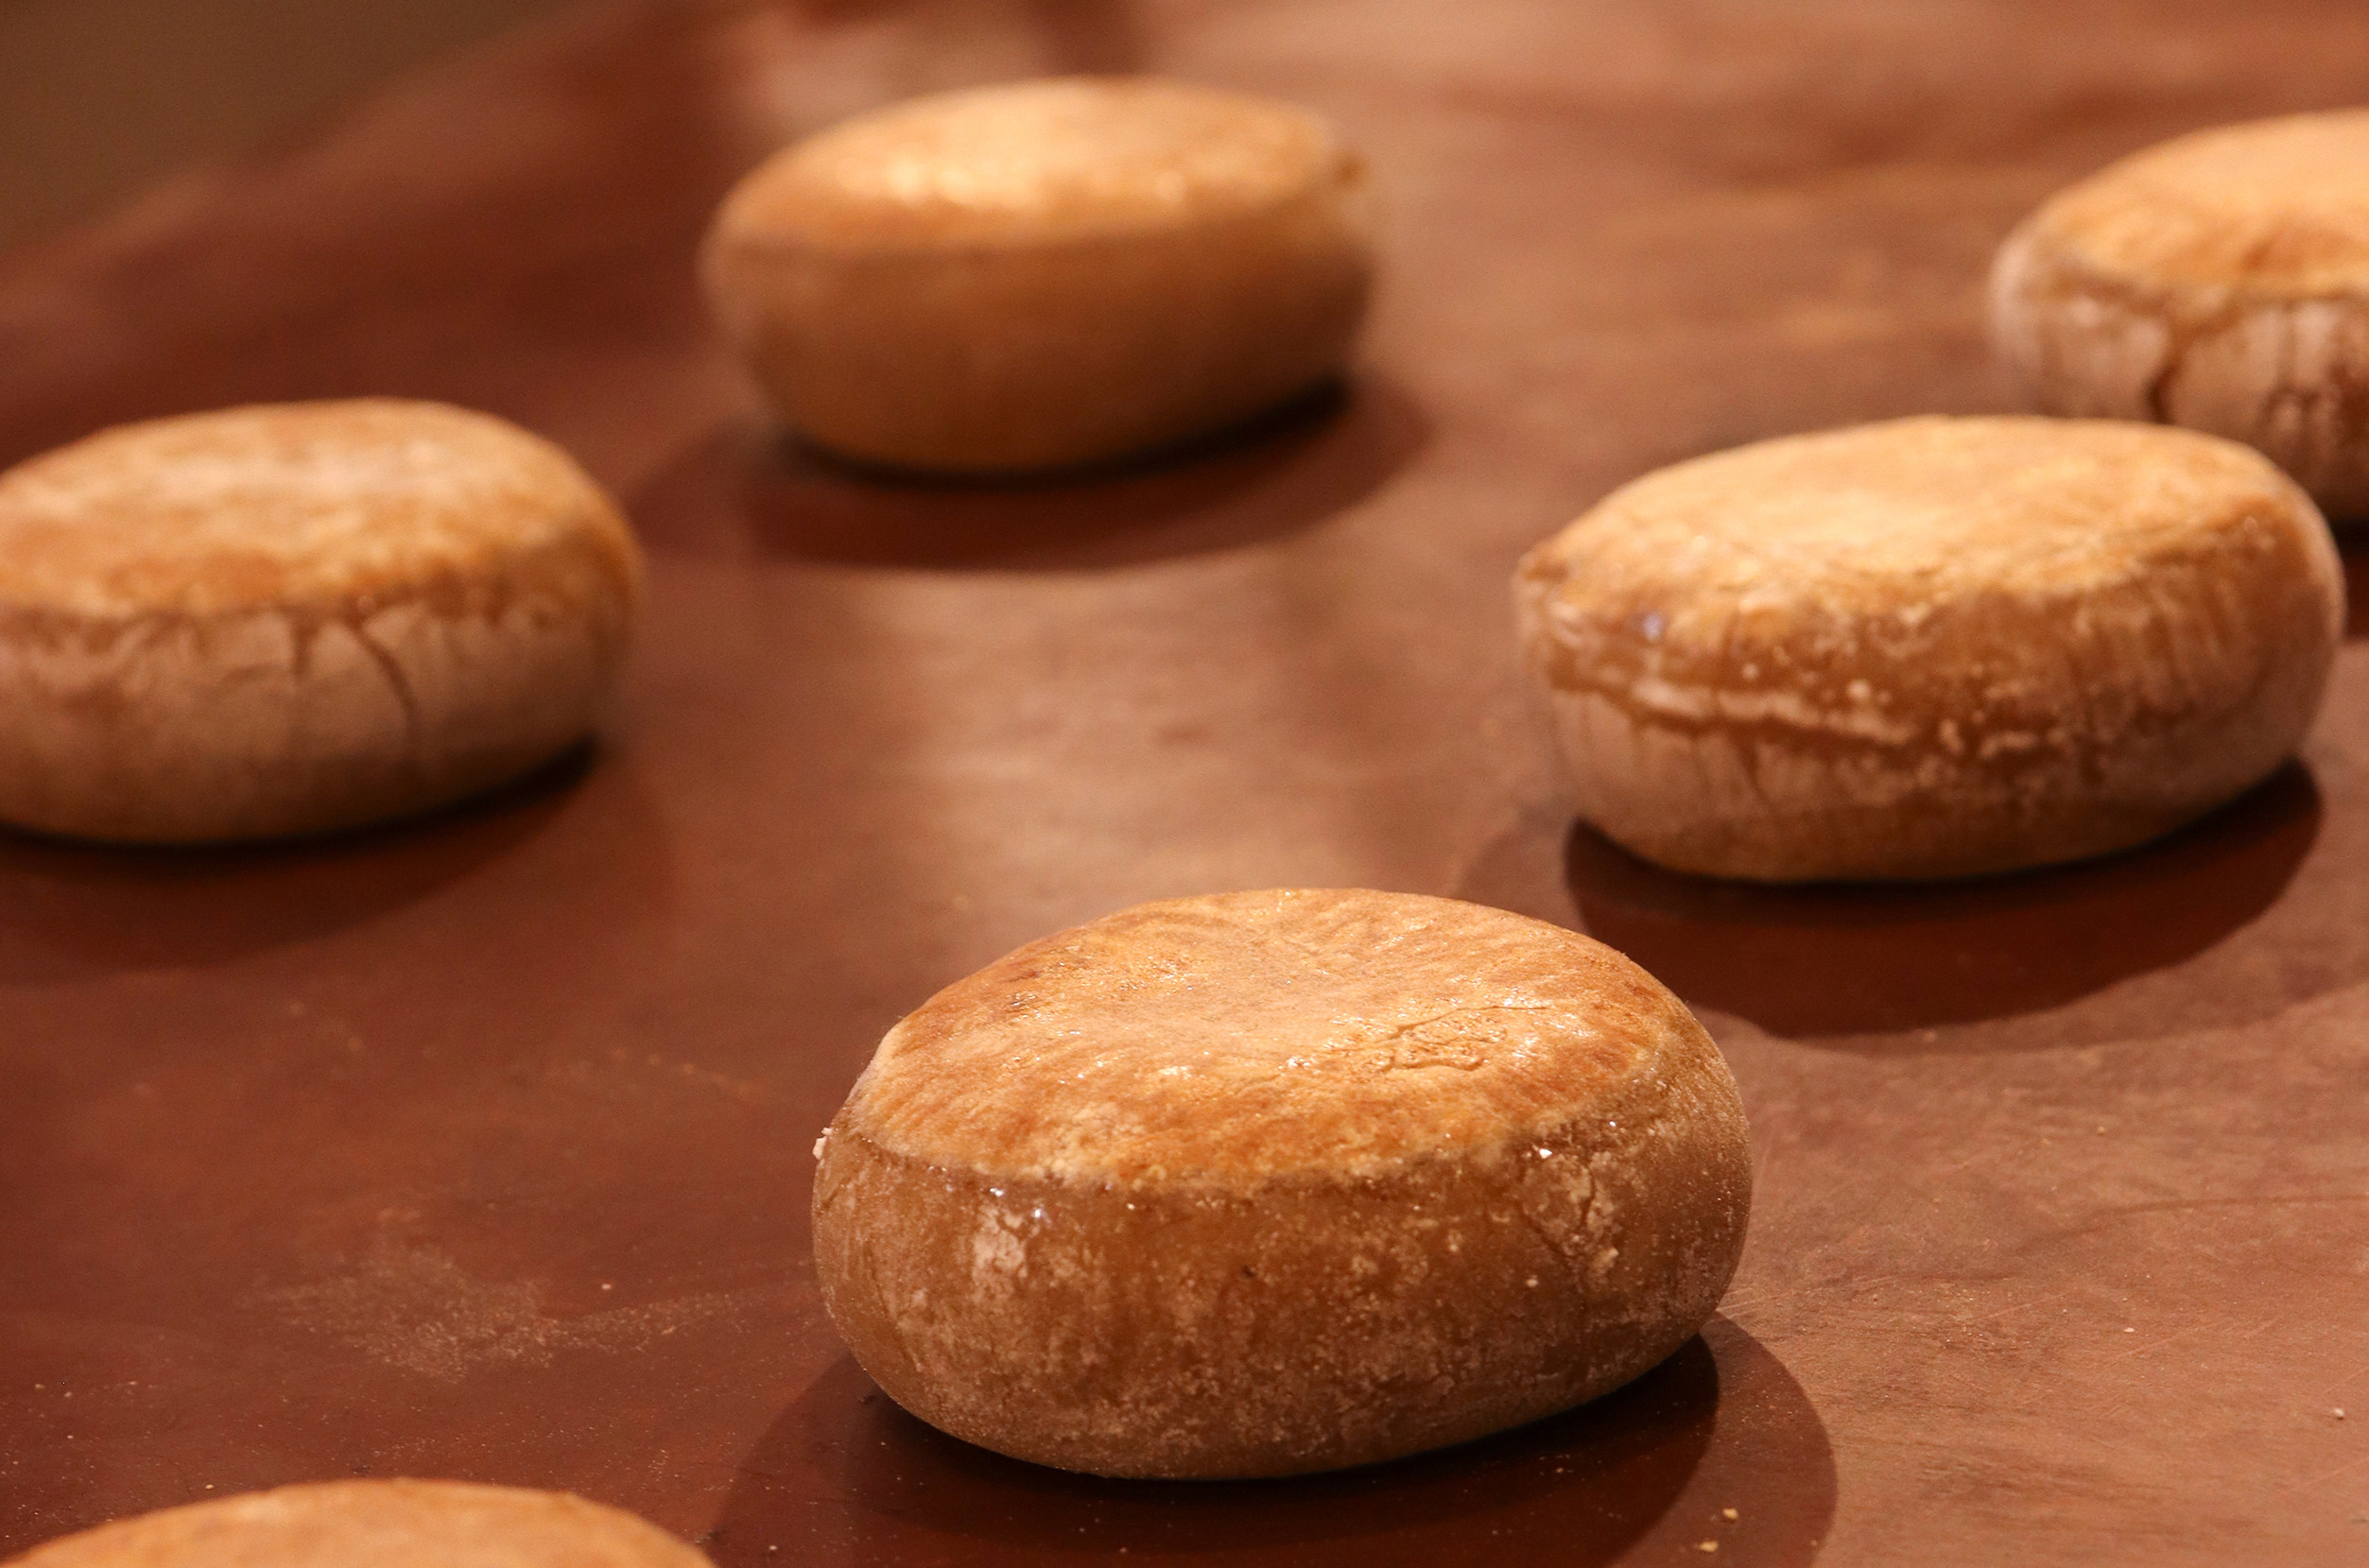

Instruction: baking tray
[5,2,2368,1562]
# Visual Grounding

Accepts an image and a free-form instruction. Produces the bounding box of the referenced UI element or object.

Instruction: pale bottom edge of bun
[863,1321,1713,1483]
[1573,758,2292,885]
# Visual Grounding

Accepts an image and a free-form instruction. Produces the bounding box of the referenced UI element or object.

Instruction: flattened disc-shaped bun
[812,888,1751,1479]
[1514,416,2342,882]
[1992,111,2369,515]
[3,1480,713,1568]
[0,399,643,843]
[700,76,1375,474]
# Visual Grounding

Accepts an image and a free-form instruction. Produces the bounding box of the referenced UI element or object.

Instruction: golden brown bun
[1991,111,2369,515]
[0,400,643,843]
[812,888,1750,1479]
[3,1480,712,1568]
[700,77,1374,474]
[1514,416,2342,882]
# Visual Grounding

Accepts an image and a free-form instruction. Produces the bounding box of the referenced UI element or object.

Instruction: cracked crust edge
[1991,218,2369,517]
[0,525,640,843]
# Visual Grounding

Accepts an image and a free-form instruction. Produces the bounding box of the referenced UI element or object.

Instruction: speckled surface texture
[4,1,2369,1564]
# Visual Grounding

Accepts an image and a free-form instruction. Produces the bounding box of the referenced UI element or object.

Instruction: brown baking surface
[2,2,2366,1563]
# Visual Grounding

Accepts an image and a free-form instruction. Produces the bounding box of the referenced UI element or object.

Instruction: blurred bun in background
[700,77,1375,475]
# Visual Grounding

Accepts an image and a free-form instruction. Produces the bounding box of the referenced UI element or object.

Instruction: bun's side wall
[0,515,640,843]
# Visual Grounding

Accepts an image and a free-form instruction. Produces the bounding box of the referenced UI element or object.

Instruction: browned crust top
[709,76,1357,253]
[2019,110,2369,297]
[1520,414,2325,629]
[837,889,1712,1186]
[4,1480,711,1568]
[0,400,634,619]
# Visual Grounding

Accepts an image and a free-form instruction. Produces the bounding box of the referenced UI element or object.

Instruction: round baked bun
[3,1480,713,1568]
[0,400,642,843]
[1991,111,2369,516]
[700,76,1374,474]
[1513,415,2342,882]
[812,888,1750,1479]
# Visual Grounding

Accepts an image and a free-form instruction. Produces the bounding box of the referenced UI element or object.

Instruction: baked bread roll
[1991,111,2369,516]
[812,887,1750,1479]
[700,77,1374,474]
[0,400,642,843]
[1513,415,2342,882]
[3,1481,709,1568]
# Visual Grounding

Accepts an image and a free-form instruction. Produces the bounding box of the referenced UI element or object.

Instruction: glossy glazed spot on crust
[843,889,1698,1186]
[0,400,631,618]
[713,77,1352,250]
